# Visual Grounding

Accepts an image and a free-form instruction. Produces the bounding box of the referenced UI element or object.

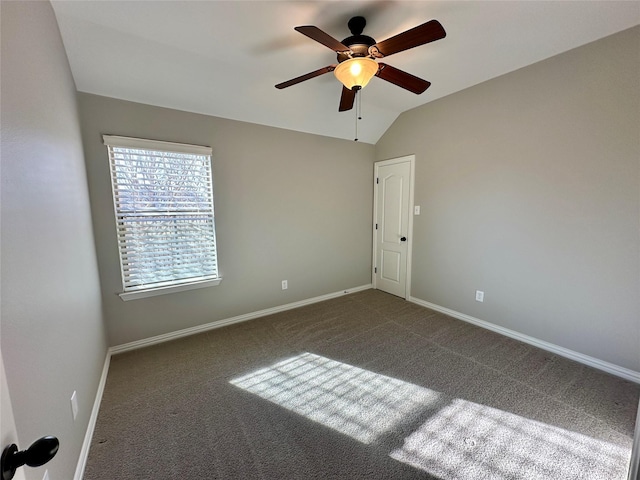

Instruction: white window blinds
[103,135,219,295]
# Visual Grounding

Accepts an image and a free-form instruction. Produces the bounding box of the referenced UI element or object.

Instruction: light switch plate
[414,205,421,215]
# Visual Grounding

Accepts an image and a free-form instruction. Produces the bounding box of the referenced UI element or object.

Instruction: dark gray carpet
[84,290,639,479]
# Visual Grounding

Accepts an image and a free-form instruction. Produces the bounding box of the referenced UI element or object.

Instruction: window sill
[118,278,222,301]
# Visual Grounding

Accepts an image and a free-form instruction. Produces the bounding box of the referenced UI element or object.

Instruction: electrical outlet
[281,280,288,290]
[70,390,78,420]
[475,290,484,302]
[43,469,50,480]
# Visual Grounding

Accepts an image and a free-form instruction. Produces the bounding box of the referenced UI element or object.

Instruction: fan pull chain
[354,94,358,142]
[354,88,362,142]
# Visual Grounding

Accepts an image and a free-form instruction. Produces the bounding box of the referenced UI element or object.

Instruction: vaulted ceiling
[51,1,640,144]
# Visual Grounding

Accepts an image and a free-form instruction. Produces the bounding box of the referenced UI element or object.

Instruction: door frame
[372,155,416,300]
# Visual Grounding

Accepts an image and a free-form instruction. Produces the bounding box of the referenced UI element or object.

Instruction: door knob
[400,237,407,242]
[1,436,59,480]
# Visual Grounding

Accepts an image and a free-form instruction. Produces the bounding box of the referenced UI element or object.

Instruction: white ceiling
[51,1,639,144]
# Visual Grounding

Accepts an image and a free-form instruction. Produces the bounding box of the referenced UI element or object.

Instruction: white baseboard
[110,284,372,354]
[408,296,640,384]
[74,351,111,480]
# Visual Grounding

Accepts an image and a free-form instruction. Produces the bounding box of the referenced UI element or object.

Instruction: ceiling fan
[275,16,446,112]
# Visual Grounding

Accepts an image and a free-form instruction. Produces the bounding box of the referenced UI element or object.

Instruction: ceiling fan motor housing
[337,35,376,63]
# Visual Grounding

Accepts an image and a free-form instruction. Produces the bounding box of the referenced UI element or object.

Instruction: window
[103,135,221,300]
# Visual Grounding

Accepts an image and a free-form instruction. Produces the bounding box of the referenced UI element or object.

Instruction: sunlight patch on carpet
[230,352,442,444]
[230,352,630,479]
[389,398,630,479]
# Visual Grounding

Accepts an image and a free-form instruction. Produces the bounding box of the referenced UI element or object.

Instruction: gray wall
[77,93,375,346]
[376,26,640,372]
[0,2,107,480]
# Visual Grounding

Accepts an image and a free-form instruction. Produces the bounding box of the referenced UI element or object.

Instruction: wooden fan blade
[370,19,446,58]
[295,26,350,52]
[275,65,336,89]
[375,63,431,94]
[339,86,356,112]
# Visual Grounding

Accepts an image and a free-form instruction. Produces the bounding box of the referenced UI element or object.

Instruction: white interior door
[374,157,413,298]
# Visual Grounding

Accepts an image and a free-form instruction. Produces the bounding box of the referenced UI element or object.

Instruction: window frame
[103,135,222,301]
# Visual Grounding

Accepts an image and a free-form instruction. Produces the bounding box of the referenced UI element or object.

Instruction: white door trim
[629,399,640,480]
[372,155,415,300]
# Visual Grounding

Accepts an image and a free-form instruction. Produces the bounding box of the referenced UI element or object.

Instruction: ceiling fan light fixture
[334,57,378,90]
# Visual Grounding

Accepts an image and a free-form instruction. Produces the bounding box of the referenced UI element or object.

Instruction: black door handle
[2,436,59,480]
[400,237,407,242]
